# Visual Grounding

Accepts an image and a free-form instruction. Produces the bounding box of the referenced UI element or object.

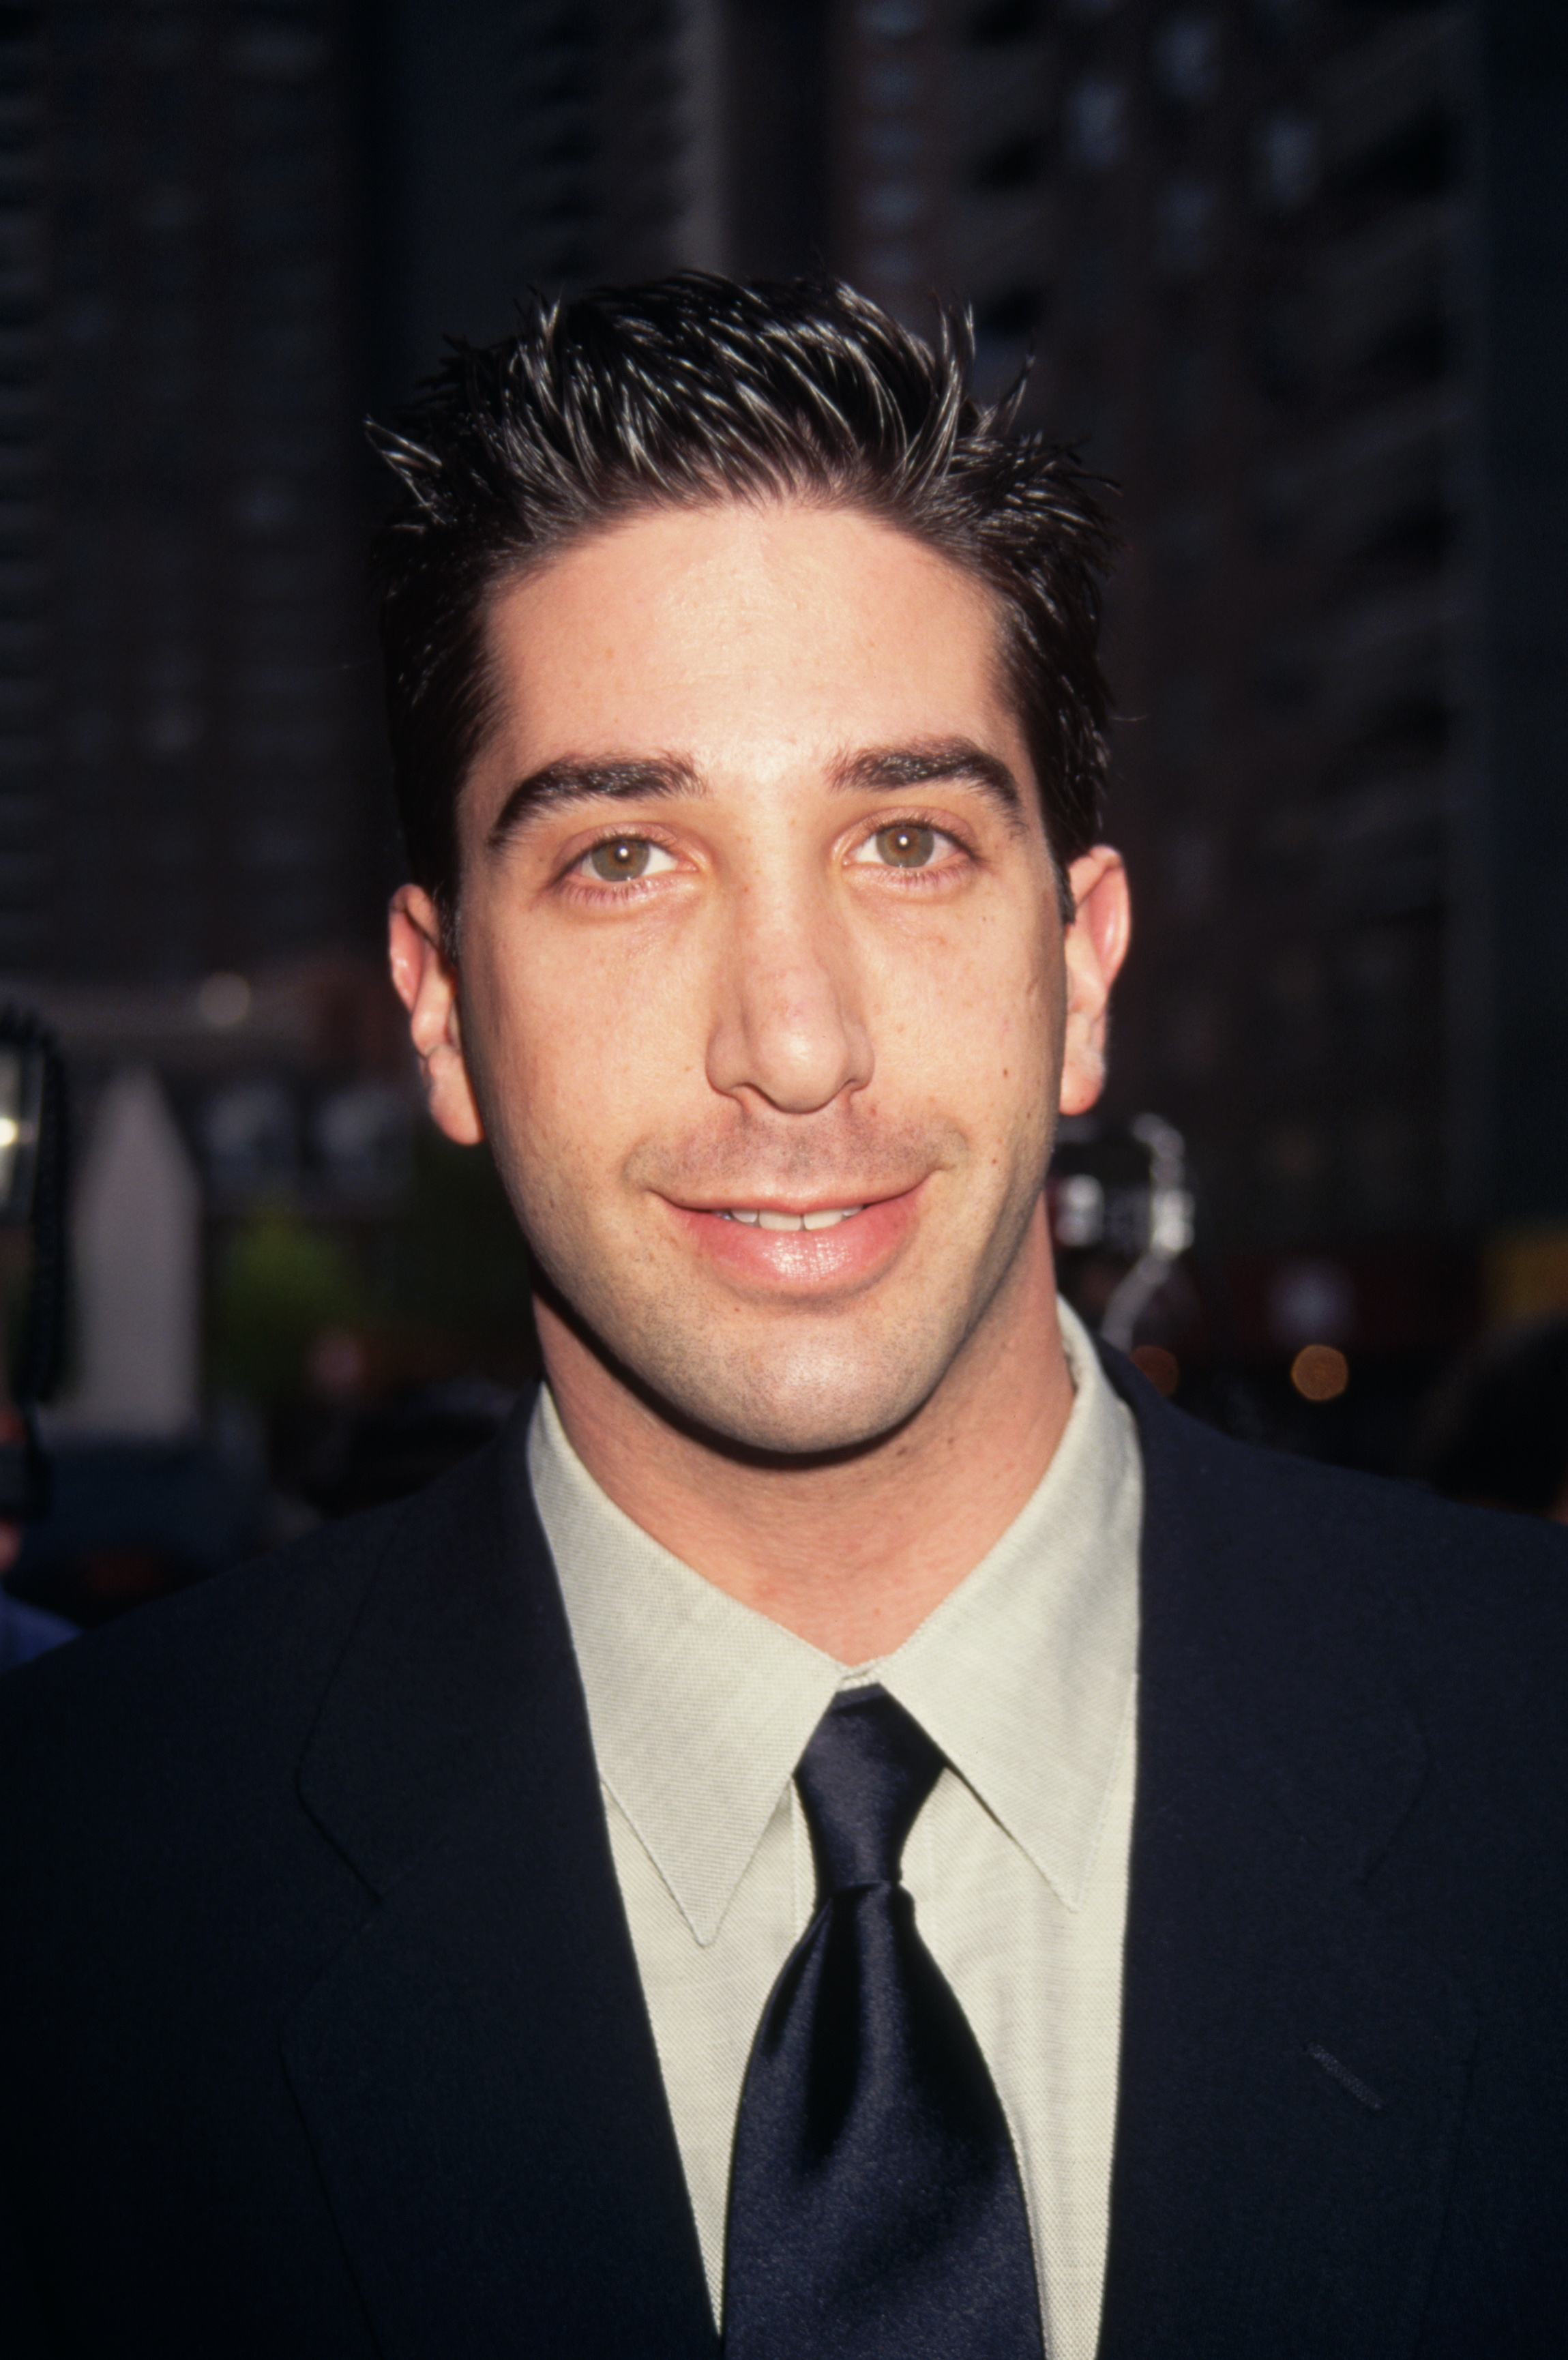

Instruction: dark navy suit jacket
[3,1356,1567,2355]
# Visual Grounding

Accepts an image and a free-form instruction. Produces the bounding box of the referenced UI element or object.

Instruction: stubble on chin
[608,1293,966,1458]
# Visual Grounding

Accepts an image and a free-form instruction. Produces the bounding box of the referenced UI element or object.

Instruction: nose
[705,881,875,1115]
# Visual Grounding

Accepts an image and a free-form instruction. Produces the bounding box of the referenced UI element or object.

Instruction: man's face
[392,500,1125,1456]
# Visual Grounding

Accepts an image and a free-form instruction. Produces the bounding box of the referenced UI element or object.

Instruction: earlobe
[1057,847,1131,1119]
[387,885,487,1146]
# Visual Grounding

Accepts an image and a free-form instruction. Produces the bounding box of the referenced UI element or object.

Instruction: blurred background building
[2,0,1567,1620]
[8,0,376,982]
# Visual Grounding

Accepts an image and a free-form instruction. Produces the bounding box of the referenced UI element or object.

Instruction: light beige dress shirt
[528,1298,1142,2360]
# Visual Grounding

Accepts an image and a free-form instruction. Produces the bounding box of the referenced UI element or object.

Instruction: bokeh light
[1291,1345,1349,1403]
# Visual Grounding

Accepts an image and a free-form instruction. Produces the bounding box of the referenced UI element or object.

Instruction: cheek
[878,911,1059,1094]
[462,928,687,1181]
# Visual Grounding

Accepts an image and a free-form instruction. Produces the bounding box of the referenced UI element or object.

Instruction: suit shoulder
[0,1434,509,1772]
[1135,1361,1563,1544]
[1121,1366,1568,1681]
[1181,1398,1565,1582]
[5,1487,384,1683]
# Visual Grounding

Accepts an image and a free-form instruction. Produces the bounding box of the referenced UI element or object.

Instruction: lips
[666,1186,921,1290]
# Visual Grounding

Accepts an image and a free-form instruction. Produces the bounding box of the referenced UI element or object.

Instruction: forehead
[476,499,1023,781]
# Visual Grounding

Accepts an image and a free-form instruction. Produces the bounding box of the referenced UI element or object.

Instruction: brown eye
[589,836,652,881]
[874,824,936,868]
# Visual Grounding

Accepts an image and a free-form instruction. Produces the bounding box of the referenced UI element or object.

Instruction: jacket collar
[283,1416,719,2359]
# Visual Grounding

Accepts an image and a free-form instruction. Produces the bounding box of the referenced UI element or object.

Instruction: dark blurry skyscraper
[372,0,733,404]
[25,2,374,986]
[0,5,48,979]
[21,1,730,992]
[1022,0,1481,1258]
[12,1,825,995]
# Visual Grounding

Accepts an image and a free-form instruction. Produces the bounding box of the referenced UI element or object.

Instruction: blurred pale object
[0,1039,44,1222]
[57,1065,201,1439]
[196,971,252,1031]
[1269,1258,1355,1350]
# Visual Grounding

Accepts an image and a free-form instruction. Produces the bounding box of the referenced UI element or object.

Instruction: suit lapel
[1097,1365,1476,2359]
[280,1416,718,2359]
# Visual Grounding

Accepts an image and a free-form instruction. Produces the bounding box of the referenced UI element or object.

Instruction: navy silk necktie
[722,1684,1044,2359]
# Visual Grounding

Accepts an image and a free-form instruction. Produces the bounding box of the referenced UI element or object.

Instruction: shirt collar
[529,1299,1142,1945]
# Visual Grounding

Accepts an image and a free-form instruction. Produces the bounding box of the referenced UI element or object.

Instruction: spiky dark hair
[370,274,1116,939]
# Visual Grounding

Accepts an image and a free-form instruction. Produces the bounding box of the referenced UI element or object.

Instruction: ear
[1059,846,1131,1118]
[387,886,486,1146]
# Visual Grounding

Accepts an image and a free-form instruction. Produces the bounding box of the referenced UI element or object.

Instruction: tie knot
[794,1685,945,1898]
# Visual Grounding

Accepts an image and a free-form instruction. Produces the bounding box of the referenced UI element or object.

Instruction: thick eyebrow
[484,735,1026,856]
[486,755,703,853]
[829,738,1026,825]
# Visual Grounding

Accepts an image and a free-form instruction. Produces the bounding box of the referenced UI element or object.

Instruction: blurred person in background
[2,279,1566,2359]
[0,1522,72,1671]
[0,1393,71,1668]
[1415,1314,1568,1521]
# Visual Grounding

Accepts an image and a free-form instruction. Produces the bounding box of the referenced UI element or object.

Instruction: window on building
[1250,0,1305,57]
[1247,283,1311,400]
[1333,108,1458,213]
[977,285,1046,339]
[1151,13,1219,108]
[970,132,1045,193]
[1154,177,1217,276]
[1254,110,1319,214]
[1157,673,1214,769]
[1251,456,1305,549]
[1157,338,1212,443]
[966,0,1041,40]
[1068,76,1127,171]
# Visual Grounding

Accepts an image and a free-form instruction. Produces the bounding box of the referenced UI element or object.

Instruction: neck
[535,1205,1076,1662]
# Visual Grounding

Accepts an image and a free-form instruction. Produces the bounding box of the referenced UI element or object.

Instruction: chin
[634,1329,946,1461]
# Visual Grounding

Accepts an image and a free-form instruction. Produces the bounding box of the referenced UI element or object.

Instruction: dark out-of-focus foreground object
[1413,1316,1568,1520]
[0,1008,66,1518]
[286,1377,519,1522]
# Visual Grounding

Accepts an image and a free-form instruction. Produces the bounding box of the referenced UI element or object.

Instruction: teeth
[721,1206,865,1230]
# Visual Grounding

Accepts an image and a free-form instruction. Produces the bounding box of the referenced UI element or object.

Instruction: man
[2,277,1565,2357]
